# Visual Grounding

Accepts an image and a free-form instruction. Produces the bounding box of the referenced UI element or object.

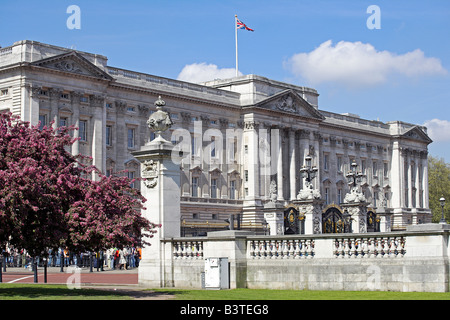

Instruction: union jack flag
[236,18,254,31]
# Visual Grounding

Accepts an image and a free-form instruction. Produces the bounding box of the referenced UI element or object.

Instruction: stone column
[48,88,61,129]
[70,92,81,157]
[289,128,297,200]
[271,127,284,201]
[27,85,41,125]
[390,142,403,210]
[132,96,179,288]
[414,153,420,208]
[91,95,105,178]
[260,123,272,200]
[244,120,260,204]
[407,151,412,208]
[422,151,429,209]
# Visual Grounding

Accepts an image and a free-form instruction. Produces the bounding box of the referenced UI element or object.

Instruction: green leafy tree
[428,155,450,223]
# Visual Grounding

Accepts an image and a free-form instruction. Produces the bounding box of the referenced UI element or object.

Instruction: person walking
[118,249,126,270]
[63,247,70,267]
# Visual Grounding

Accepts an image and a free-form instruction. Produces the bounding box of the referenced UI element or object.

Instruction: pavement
[0,266,176,300]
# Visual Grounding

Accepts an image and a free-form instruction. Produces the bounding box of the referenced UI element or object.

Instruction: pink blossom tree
[0,112,157,258]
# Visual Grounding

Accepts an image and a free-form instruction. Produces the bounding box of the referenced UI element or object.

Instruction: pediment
[402,126,432,144]
[252,89,325,121]
[31,51,113,81]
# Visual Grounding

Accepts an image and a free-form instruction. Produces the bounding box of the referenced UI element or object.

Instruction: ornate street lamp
[300,155,318,187]
[439,196,446,224]
[346,161,364,189]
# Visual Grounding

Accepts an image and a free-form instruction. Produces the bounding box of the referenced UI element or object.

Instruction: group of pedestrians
[105,247,142,270]
[1,246,142,271]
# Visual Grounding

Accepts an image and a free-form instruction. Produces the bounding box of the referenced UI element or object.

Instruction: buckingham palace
[0,40,432,234]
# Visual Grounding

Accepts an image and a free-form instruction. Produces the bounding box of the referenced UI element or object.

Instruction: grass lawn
[1,284,450,300]
[0,284,133,300]
[154,288,450,300]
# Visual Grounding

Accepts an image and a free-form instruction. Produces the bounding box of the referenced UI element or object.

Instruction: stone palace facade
[0,40,432,233]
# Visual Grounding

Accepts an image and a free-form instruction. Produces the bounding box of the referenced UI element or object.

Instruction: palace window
[337,156,343,172]
[372,160,378,176]
[191,135,199,156]
[230,180,236,200]
[38,114,47,130]
[373,191,379,207]
[337,188,343,204]
[79,120,87,141]
[211,178,217,198]
[127,171,135,188]
[325,187,330,205]
[191,177,199,197]
[384,162,389,178]
[127,128,135,148]
[323,153,329,170]
[59,117,68,127]
[361,159,366,174]
[106,125,112,146]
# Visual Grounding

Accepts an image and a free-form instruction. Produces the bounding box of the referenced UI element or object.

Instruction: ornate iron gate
[322,205,351,233]
[366,210,380,232]
[284,207,304,234]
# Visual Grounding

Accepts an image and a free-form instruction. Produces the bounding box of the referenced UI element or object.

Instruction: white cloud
[423,119,450,142]
[285,40,447,88]
[177,63,242,83]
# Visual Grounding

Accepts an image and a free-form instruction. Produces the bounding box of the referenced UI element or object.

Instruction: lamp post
[346,161,364,190]
[300,155,318,188]
[439,196,446,224]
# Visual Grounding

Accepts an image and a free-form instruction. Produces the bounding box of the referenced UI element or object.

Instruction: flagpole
[235,14,238,77]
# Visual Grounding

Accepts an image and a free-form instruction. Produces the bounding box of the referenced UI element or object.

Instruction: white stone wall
[163,225,450,292]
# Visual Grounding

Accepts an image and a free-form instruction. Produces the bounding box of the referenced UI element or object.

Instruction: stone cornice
[108,81,242,111]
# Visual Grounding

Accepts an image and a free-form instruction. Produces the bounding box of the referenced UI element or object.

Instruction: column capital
[299,129,310,139]
[90,94,105,107]
[70,91,84,101]
[115,100,127,112]
[180,111,191,123]
[30,85,41,97]
[200,115,210,127]
[48,87,63,100]
[244,120,259,131]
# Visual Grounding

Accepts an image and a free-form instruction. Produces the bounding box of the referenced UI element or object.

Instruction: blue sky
[1,0,449,161]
